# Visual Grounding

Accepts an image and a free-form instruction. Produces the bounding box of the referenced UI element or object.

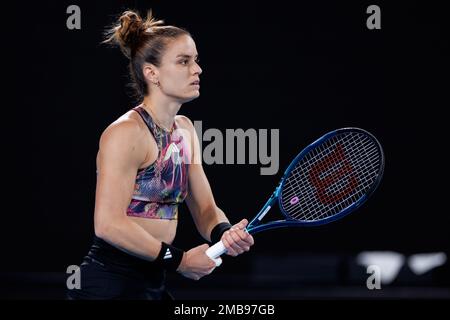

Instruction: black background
[4,0,449,299]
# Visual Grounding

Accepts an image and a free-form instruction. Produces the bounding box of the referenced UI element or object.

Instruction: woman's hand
[176,244,218,280]
[221,219,255,256]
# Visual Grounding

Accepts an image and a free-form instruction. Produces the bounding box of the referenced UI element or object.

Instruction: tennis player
[67,10,254,300]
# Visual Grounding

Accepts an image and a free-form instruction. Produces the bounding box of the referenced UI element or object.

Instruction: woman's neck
[142,96,181,131]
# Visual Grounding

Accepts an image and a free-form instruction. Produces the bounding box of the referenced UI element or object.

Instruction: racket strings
[289,135,378,220]
[281,132,382,221]
[285,135,379,220]
[283,135,373,201]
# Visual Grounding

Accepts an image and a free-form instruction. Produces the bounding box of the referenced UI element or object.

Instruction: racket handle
[206,241,227,259]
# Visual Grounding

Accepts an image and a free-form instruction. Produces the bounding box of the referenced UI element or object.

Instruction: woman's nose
[192,62,202,75]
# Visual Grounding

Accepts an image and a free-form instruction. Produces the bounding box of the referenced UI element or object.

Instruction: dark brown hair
[103,10,190,99]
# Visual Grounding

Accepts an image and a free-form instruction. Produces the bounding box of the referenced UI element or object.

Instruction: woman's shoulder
[175,114,195,131]
[99,110,147,147]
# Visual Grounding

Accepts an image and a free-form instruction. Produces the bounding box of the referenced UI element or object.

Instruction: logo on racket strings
[308,143,358,205]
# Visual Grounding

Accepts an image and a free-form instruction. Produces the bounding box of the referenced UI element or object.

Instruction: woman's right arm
[93,118,216,279]
[94,118,163,260]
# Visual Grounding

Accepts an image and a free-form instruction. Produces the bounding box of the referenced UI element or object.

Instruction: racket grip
[206,241,227,259]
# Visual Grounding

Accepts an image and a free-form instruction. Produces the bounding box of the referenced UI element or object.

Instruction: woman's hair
[103,10,191,99]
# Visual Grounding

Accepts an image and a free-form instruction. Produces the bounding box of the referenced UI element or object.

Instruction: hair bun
[117,11,144,53]
[103,10,165,59]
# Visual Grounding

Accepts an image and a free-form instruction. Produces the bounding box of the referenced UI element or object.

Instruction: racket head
[277,127,384,226]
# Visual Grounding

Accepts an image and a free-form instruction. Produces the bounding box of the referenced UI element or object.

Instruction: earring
[153,80,160,87]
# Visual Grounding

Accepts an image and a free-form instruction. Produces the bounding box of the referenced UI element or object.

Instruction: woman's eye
[180,58,199,65]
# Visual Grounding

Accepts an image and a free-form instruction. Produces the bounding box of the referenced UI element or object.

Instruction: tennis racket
[206,127,384,259]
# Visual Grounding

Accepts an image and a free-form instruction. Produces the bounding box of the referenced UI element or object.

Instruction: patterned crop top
[126,106,189,220]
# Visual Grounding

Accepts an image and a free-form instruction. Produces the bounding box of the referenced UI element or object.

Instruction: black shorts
[66,236,173,300]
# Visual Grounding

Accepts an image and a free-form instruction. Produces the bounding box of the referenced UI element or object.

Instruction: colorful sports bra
[126,106,189,220]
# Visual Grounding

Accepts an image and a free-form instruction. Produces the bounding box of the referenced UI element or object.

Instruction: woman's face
[156,35,202,103]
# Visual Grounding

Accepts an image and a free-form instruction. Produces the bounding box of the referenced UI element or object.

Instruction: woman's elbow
[94,214,120,239]
[94,220,110,239]
[93,223,103,237]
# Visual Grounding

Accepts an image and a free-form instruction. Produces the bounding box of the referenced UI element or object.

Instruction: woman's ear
[143,63,159,83]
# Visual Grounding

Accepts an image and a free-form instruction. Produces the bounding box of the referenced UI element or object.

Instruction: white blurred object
[408,252,447,276]
[356,251,405,285]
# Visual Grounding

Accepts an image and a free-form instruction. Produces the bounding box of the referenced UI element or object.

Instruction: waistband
[87,236,165,278]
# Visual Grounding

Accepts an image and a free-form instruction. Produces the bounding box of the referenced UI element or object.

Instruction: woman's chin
[181,91,200,103]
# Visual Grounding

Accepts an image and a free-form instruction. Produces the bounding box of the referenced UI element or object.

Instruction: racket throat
[248,191,278,231]
[257,205,271,221]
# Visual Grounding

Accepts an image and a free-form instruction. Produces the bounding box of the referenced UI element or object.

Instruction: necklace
[142,103,174,134]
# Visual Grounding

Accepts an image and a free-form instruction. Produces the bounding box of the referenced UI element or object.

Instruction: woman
[67,10,254,300]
